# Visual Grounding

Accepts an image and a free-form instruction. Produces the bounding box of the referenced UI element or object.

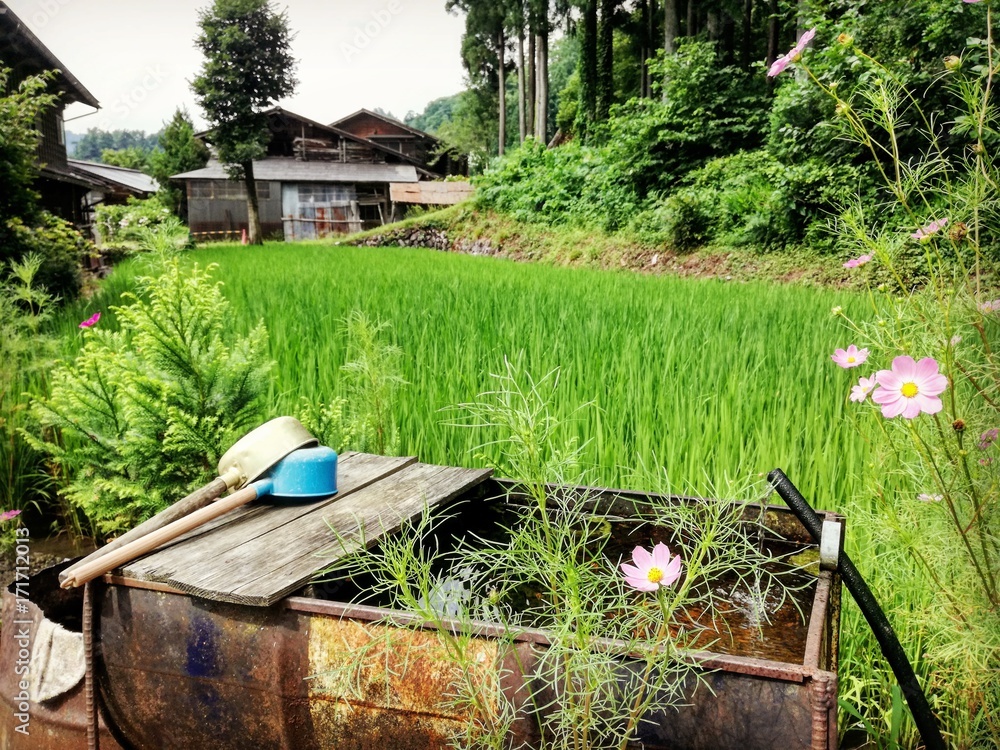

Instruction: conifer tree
[149,108,210,217]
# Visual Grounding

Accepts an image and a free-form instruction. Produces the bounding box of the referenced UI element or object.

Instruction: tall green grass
[139,242,864,506]
[63,242,867,501]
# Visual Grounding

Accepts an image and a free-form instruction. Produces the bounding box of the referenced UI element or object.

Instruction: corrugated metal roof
[171,158,420,184]
[68,160,158,194]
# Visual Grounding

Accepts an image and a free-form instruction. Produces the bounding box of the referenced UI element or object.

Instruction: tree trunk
[687,0,696,36]
[664,0,678,55]
[645,0,657,97]
[639,0,648,97]
[517,28,526,143]
[527,31,536,138]
[581,0,598,124]
[597,0,614,119]
[706,10,719,41]
[535,26,549,141]
[766,0,779,70]
[722,9,735,64]
[742,0,753,68]
[242,160,262,245]
[498,29,506,157]
[534,0,549,142]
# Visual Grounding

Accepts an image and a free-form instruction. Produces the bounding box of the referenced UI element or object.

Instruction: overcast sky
[6,0,468,134]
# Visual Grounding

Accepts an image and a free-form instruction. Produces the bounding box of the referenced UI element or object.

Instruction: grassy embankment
[346,205,855,287]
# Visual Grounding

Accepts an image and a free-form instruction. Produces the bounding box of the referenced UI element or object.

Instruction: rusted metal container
[1,477,841,750]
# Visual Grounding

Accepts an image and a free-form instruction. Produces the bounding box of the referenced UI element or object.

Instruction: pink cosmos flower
[831,345,870,369]
[978,299,1000,313]
[911,218,949,240]
[0,509,21,522]
[917,494,943,503]
[843,254,873,269]
[950,335,962,347]
[850,375,877,403]
[871,356,949,419]
[79,312,101,329]
[767,28,817,77]
[621,543,683,592]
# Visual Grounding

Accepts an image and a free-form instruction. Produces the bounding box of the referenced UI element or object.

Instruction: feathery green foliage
[0,254,58,514]
[28,257,272,537]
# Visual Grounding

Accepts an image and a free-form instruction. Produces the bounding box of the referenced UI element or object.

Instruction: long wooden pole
[61,483,264,589]
[59,477,229,586]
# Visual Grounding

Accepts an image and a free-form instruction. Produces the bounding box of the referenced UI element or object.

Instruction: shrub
[94,196,189,258]
[28,256,272,537]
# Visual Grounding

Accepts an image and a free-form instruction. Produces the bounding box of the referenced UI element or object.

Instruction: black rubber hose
[767,469,946,750]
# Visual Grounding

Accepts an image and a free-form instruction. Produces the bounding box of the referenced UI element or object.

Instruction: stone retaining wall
[351,226,497,257]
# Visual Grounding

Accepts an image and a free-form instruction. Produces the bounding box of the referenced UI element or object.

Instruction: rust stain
[308,617,499,746]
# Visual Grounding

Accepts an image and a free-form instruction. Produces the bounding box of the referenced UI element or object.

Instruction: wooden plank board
[227,463,491,605]
[127,461,491,606]
[122,453,416,587]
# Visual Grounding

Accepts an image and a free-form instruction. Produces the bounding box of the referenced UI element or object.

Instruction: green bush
[2,212,88,302]
[28,257,272,537]
[94,196,189,258]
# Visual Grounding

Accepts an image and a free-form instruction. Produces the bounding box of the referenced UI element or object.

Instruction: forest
[413,0,991,257]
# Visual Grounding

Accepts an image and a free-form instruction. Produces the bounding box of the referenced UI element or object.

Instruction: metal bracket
[819,520,842,571]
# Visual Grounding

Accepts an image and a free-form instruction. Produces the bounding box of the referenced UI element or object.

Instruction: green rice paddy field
[72,242,869,506]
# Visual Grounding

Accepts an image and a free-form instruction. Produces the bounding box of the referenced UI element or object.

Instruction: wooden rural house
[0,1,105,226]
[331,108,466,178]
[174,108,435,241]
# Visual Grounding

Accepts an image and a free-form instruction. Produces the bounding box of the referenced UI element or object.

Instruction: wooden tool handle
[61,483,262,589]
[60,477,230,586]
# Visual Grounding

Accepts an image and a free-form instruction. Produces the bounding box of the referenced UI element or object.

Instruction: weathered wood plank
[122,453,416,584]
[142,462,491,606]
[229,464,492,605]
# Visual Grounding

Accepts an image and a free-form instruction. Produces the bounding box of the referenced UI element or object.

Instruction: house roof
[331,108,438,142]
[68,160,159,195]
[172,158,420,184]
[0,2,99,108]
[195,107,437,179]
[38,163,105,191]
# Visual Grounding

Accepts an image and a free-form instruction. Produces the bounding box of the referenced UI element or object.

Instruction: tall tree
[596,0,615,119]
[149,108,211,216]
[532,0,550,141]
[663,0,679,55]
[192,0,297,246]
[498,25,507,156]
[579,0,598,125]
[516,2,527,142]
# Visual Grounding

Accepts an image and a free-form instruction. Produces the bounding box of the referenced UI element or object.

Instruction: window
[192,180,272,200]
[297,184,354,206]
